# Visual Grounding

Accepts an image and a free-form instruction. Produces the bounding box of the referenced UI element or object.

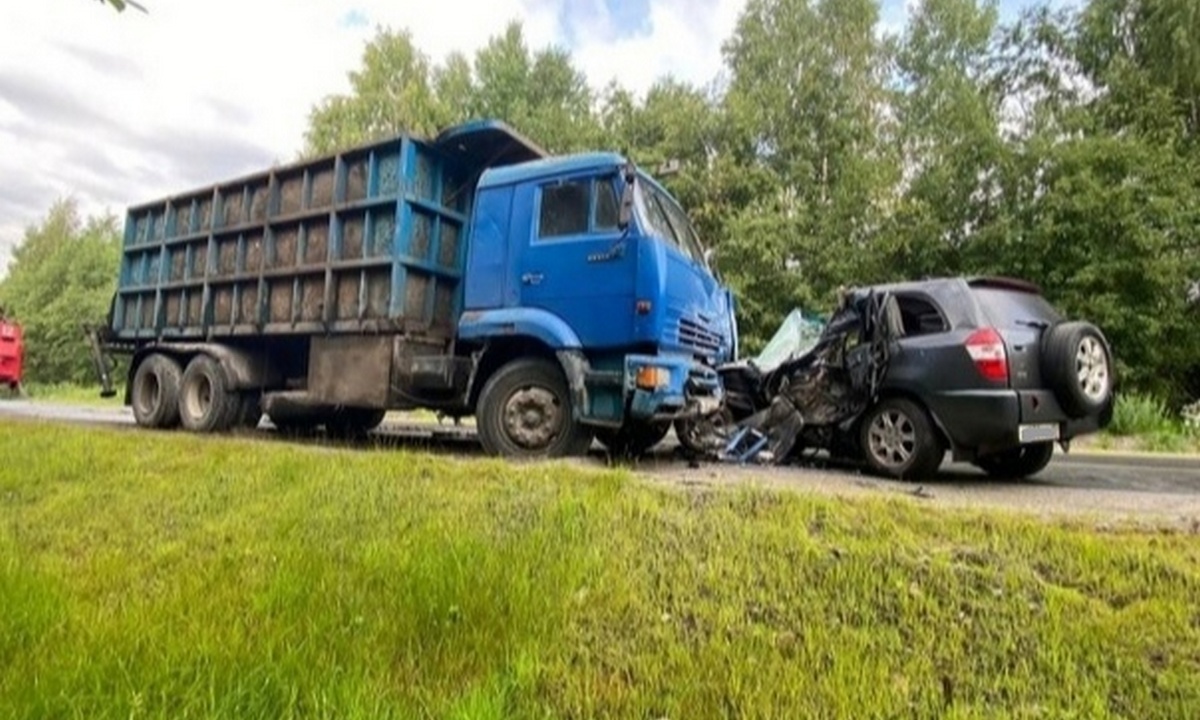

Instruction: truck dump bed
[110,121,544,342]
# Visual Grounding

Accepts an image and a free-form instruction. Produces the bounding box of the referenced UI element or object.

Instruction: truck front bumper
[624,354,723,421]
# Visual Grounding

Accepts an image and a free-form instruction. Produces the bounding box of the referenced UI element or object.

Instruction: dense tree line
[9,0,1198,404]
[0,201,121,385]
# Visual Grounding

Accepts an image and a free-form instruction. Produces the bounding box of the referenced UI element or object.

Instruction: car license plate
[1019,423,1060,443]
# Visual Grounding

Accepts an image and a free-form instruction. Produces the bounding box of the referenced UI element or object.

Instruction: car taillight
[965,327,1008,382]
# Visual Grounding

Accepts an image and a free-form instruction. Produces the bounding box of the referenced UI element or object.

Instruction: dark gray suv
[852,277,1114,478]
[703,276,1115,480]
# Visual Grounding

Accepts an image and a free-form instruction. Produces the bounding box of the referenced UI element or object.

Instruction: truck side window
[594,178,619,231]
[539,181,589,238]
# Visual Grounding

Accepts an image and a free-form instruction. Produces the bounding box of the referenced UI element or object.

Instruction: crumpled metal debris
[698,290,902,465]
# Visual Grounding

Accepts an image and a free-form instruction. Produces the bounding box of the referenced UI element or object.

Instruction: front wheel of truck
[477,358,593,458]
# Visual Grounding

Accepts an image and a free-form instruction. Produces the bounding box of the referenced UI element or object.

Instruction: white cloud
[0,0,743,277]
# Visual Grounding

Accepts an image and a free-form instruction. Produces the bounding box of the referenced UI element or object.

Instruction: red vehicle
[0,317,24,393]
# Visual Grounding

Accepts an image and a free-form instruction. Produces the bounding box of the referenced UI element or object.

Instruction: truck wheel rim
[1076,336,1109,401]
[867,410,915,468]
[185,375,213,420]
[503,386,560,450]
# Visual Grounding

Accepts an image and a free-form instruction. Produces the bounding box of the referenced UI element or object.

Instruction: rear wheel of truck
[131,353,183,429]
[974,442,1054,479]
[859,398,944,480]
[596,421,670,459]
[179,355,238,433]
[477,358,593,458]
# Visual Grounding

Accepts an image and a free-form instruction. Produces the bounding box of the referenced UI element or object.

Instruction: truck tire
[974,442,1054,479]
[179,354,238,433]
[859,398,944,480]
[326,408,386,440]
[596,421,670,459]
[477,358,593,458]
[131,353,183,429]
[1041,321,1113,418]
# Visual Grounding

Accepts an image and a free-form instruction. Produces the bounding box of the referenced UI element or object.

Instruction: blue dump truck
[90,120,736,458]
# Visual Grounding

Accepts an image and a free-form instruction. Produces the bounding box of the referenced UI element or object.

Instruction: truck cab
[456,150,734,456]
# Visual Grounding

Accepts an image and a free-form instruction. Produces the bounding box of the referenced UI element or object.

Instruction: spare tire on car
[1040,321,1113,418]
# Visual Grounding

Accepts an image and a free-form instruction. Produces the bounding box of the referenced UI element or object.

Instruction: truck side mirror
[618,162,636,230]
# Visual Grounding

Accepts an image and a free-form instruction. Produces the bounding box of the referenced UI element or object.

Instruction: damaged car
[681,276,1115,480]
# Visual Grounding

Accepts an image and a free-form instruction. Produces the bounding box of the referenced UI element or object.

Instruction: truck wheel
[974,442,1054,479]
[179,354,238,433]
[596,421,670,459]
[131,353,183,429]
[859,398,944,480]
[1041,321,1113,418]
[326,408,386,440]
[477,358,593,458]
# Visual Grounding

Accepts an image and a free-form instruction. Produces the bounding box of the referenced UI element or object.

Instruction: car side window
[896,295,948,336]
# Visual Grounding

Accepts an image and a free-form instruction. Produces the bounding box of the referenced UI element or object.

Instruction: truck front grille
[677,317,723,355]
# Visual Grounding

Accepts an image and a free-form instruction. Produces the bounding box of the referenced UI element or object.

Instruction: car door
[517,174,636,349]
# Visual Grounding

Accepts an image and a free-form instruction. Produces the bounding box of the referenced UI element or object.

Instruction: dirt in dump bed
[279,175,303,217]
[346,160,368,202]
[305,223,329,265]
[272,227,297,269]
[342,215,364,260]
[310,167,335,210]
[336,272,360,320]
[249,184,270,222]
[222,191,244,229]
[300,277,324,322]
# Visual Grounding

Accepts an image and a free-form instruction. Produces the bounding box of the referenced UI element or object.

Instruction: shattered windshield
[753,308,826,373]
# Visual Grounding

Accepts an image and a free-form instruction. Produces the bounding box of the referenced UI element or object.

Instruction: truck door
[517,174,636,348]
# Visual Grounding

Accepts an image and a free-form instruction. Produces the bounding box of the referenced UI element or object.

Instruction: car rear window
[972,287,1062,327]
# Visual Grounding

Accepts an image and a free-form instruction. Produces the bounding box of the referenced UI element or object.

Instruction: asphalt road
[3,399,1198,524]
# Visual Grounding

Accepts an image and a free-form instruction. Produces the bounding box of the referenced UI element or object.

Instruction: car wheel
[859,398,944,480]
[1041,321,1113,418]
[974,442,1055,479]
[131,353,183,429]
[477,358,594,458]
[596,420,671,458]
[179,354,238,433]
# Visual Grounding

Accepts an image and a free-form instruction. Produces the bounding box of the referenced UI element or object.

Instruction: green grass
[1,421,1199,718]
[16,381,123,407]
[1102,392,1200,454]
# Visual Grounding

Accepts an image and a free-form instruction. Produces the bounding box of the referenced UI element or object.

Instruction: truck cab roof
[478,152,628,190]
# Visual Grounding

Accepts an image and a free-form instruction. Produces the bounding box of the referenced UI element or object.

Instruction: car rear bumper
[925,389,1110,460]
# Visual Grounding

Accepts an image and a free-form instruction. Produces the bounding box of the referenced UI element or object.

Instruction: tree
[0,200,122,385]
[304,22,600,157]
[718,0,899,347]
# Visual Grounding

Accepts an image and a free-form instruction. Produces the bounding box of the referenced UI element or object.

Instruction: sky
[0,0,1045,275]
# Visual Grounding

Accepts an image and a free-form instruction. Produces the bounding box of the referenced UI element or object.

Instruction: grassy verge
[1,421,1199,718]
[15,382,123,407]
[1094,392,1200,454]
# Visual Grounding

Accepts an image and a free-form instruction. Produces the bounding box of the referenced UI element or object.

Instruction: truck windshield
[633,175,707,267]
